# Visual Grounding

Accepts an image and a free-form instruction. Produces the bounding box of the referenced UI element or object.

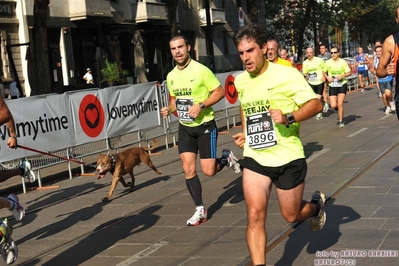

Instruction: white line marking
[115,241,168,266]
[306,148,331,163]
[379,115,393,120]
[347,127,368,137]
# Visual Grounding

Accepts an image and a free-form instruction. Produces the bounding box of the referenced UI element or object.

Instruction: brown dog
[96,139,162,202]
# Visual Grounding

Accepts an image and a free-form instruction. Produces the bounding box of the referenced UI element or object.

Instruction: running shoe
[385,106,391,115]
[360,88,365,93]
[6,194,25,222]
[222,149,241,173]
[390,101,396,112]
[20,160,35,183]
[187,209,207,226]
[309,191,326,232]
[322,102,329,113]
[338,121,345,128]
[0,218,18,265]
[314,113,323,120]
[378,92,382,98]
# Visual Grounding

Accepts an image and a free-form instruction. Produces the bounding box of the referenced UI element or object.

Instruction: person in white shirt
[83,68,93,84]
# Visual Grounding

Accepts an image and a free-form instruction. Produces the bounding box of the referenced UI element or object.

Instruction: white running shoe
[322,102,329,113]
[338,121,345,128]
[385,106,391,115]
[222,149,241,173]
[6,194,25,222]
[0,218,18,265]
[309,191,326,232]
[390,101,396,112]
[187,209,207,226]
[20,160,35,183]
[361,88,365,93]
[314,113,323,120]
[378,92,382,98]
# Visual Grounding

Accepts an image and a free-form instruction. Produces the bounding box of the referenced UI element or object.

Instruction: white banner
[0,83,161,162]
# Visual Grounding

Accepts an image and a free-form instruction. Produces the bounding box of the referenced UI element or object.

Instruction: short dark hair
[232,24,267,49]
[169,34,190,46]
[374,45,383,51]
[319,43,328,49]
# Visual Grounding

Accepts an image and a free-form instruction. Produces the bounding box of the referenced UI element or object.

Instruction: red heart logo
[86,108,98,125]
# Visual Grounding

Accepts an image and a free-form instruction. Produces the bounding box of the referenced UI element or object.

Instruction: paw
[101,197,109,202]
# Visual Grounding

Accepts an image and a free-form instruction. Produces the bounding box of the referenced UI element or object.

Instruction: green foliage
[100,59,129,85]
[263,0,398,58]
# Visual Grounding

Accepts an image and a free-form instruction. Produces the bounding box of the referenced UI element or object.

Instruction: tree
[32,0,51,95]
[263,0,398,59]
[165,0,178,37]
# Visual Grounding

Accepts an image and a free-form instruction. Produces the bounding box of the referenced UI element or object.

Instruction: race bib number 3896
[246,112,277,150]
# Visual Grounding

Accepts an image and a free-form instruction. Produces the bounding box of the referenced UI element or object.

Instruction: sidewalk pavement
[0,84,398,266]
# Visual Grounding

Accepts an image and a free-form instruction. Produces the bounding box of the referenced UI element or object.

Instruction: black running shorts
[239,157,307,190]
[178,120,218,159]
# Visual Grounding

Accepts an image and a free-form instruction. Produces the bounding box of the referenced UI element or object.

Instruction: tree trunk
[166,0,178,37]
[33,0,51,95]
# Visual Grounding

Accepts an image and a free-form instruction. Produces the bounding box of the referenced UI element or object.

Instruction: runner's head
[306,47,315,60]
[232,24,268,77]
[169,34,191,68]
[330,46,340,60]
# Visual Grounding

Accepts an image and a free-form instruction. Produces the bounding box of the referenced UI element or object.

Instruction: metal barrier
[5,81,242,193]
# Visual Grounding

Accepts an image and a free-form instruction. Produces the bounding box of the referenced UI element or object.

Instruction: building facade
[1,0,265,96]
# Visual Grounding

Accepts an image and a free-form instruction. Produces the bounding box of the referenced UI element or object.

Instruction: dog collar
[108,154,116,170]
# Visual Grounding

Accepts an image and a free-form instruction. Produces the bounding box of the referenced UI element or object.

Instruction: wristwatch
[199,102,206,110]
[285,113,295,124]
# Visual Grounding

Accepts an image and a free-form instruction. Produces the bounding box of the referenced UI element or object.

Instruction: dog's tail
[142,139,158,151]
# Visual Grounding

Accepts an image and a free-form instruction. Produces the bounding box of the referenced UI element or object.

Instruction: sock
[196,206,204,212]
[185,175,203,206]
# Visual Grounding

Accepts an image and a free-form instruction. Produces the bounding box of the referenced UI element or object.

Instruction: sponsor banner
[1,83,161,162]
[1,94,72,160]
[105,83,161,138]
[0,72,241,162]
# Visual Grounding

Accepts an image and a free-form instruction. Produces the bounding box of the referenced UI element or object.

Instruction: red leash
[17,145,86,165]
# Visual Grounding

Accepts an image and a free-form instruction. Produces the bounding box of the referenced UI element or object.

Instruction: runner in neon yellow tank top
[302,47,328,120]
[232,24,326,265]
[167,59,219,127]
[323,46,352,128]
[161,34,240,227]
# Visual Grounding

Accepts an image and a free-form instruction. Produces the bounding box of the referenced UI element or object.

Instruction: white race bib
[246,112,278,150]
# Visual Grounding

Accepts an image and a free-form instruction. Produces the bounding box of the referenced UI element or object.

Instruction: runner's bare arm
[377,35,394,78]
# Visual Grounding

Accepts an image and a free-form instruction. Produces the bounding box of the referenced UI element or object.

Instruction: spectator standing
[376,5,399,120]
[355,46,370,92]
[160,34,240,226]
[83,68,93,84]
[302,47,328,120]
[9,81,19,99]
[318,44,332,110]
[231,24,326,265]
[324,46,352,128]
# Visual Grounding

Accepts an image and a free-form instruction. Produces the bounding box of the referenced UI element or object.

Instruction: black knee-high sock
[185,175,203,206]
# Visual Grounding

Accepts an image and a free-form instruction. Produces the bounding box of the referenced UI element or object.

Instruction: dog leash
[18,144,88,165]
